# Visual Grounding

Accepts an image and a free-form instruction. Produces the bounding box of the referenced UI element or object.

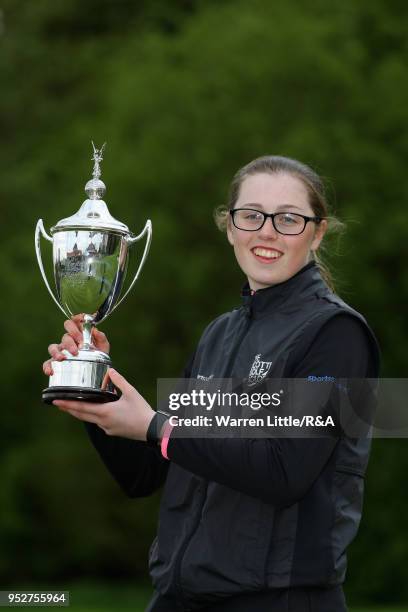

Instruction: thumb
[108,368,134,395]
[93,328,106,338]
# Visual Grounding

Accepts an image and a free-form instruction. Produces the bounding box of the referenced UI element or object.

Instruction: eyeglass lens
[233,210,306,234]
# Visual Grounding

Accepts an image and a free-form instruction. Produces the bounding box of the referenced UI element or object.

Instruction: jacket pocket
[180,486,271,594]
[333,466,364,518]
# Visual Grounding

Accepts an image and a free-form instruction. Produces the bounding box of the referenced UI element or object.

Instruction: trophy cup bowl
[35,143,152,404]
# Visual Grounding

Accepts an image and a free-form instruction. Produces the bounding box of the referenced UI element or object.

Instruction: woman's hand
[43,314,110,376]
[52,369,155,441]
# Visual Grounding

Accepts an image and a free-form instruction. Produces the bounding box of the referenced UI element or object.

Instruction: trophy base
[44,349,117,405]
[42,386,119,405]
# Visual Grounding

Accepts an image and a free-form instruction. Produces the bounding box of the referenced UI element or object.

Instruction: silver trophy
[35,143,152,404]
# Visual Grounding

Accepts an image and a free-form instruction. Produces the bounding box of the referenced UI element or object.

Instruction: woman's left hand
[52,369,155,441]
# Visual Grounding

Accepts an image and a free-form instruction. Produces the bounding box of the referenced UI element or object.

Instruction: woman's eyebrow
[241,203,304,211]
[275,204,304,211]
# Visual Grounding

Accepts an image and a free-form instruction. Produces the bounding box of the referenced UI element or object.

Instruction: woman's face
[227,172,327,291]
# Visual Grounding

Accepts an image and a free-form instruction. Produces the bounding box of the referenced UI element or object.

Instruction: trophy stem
[81,315,94,350]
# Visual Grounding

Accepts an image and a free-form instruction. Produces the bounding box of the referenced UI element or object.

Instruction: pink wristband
[160,419,174,460]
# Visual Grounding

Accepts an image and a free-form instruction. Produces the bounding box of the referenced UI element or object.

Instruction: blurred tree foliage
[0,0,407,605]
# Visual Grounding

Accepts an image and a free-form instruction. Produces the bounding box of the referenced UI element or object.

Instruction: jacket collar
[241,262,330,317]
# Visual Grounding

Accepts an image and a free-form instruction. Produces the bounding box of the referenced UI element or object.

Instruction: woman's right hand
[43,314,110,377]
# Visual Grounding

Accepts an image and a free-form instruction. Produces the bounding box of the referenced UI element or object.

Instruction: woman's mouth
[251,247,283,263]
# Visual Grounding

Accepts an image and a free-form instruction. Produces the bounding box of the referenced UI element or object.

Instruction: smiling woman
[215,155,344,290]
[44,155,380,612]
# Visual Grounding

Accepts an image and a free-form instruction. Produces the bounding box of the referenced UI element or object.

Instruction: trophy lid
[51,142,131,237]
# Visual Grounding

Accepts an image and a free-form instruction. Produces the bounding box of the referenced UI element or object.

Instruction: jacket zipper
[221,307,253,378]
[174,307,253,607]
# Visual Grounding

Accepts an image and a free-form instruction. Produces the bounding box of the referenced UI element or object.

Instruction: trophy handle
[35,219,69,318]
[111,219,152,314]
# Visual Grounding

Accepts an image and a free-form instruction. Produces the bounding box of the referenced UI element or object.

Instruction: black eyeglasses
[230,208,323,235]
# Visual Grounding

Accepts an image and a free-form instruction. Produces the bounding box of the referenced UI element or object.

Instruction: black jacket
[86,263,380,611]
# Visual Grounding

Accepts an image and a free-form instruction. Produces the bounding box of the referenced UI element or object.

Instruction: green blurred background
[1,0,407,609]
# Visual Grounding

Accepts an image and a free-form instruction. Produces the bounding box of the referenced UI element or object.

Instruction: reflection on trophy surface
[35,142,152,404]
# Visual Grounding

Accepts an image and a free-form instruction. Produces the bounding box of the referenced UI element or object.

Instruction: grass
[66,582,152,610]
[11,583,408,611]
[66,584,408,611]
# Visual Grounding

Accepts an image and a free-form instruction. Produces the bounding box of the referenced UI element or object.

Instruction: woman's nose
[258,217,278,239]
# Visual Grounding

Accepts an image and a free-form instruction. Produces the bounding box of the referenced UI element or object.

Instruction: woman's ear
[226,216,235,246]
[311,219,328,252]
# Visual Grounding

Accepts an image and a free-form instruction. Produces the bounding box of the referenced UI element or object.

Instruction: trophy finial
[91,141,106,180]
[85,141,107,199]
[56,140,131,234]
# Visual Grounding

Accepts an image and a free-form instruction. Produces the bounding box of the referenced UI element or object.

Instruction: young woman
[44,156,380,612]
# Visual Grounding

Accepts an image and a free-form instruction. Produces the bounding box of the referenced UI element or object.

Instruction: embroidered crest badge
[247,354,272,387]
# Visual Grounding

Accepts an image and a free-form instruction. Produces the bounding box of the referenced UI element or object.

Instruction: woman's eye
[244,212,262,220]
[279,214,300,225]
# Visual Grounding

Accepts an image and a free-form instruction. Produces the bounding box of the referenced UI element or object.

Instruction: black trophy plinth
[42,386,119,405]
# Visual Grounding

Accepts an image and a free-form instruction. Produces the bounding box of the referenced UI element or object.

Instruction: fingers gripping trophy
[35,143,152,404]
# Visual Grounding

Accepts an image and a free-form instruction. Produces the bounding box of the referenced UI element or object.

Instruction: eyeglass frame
[229,207,324,235]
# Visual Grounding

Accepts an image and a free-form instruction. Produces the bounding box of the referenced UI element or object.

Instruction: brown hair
[214,155,344,291]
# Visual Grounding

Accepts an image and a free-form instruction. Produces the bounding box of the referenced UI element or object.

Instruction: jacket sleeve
[165,315,378,508]
[85,350,197,498]
[84,424,169,498]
